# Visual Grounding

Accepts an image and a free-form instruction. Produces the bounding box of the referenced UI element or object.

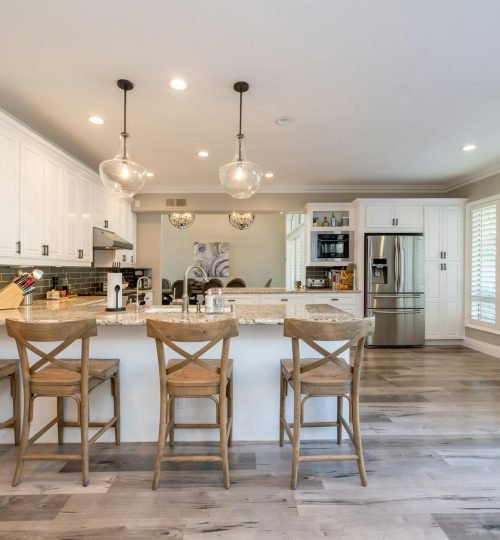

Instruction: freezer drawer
[366,308,425,347]
[366,293,424,310]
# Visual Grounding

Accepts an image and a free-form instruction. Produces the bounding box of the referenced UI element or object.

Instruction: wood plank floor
[0,346,500,539]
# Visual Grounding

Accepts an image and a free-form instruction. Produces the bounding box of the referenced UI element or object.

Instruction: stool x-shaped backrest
[6,319,98,382]
[147,318,239,383]
[284,318,375,389]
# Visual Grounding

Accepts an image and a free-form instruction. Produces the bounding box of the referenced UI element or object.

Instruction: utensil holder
[0,283,24,310]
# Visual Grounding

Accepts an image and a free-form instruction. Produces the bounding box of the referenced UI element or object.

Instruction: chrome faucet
[182,265,208,314]
[136,276,152,313]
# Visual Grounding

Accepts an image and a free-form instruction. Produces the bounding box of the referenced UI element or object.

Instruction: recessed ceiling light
[264,172,274,179]
[461,143,477,152]
[146,171,154,178]
[89,115,104,125]
[197,150,209,157]
[275,115,295,126]
[170,78,188,91]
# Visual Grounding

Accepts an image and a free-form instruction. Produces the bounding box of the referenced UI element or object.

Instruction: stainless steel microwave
[311,231,355,263]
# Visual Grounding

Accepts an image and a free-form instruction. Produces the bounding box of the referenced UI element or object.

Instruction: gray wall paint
[136,213,162,304]
[160,213,286,287]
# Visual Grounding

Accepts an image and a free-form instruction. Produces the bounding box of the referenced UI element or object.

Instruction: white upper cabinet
[19,139,45,258]
[0,110,137,267]
[363,202,423,231]
[0,126,20,257]
[43,154,65,260]
[424,204,464,261]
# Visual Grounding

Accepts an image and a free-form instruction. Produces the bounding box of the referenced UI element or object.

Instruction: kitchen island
[0,298,362,444]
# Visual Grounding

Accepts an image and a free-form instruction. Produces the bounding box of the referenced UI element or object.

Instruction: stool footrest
[23,454,82,461]
[173,423,219,429]
[0,417,15,429]
[162,455,222,463]
[298,454,358,463]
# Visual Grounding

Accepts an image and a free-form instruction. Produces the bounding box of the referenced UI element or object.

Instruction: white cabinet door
[19,140,45,258]
[43,156,66,260]
[394,205,423,229]
[0,128,20,257]
[365,205,394,228]
[442,261,462,338]
[93,184,115,231]
[81,177,93,263]
[424,261,442,339]
[65,169,81,261]
[261,294,307,305]
[442,206,463,262]
[424,206,442,260]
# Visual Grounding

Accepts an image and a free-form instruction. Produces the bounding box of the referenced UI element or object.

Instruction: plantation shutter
[471,204,496,324]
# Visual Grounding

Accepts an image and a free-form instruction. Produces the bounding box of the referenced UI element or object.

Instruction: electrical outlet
[174,398,185,410]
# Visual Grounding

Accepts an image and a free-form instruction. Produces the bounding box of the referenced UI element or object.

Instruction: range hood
[93,227,133,250]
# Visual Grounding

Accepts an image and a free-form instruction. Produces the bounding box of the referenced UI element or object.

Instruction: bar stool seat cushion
[166,358,233,395]
[0,360,18,380]
[280,358,352,394]
[30,359,119,395]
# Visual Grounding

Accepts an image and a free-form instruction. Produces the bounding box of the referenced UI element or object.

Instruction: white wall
[160,213,286,287]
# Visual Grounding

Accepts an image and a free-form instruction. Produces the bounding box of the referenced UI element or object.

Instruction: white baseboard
[463,337,500,358]
[425,339,464,346]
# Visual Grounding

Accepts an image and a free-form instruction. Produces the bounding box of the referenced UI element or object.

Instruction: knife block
[0,283,24,309]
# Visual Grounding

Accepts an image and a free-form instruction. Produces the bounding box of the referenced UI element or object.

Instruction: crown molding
[444,161,500,192]
[142,182,447,195]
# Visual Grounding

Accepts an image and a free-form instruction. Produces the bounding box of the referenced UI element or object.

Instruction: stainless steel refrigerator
[364,234,425,347]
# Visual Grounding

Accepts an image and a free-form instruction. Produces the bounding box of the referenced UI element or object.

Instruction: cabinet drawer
[224,295,260,305]
[312,294,355,305]
[260,295,307,305]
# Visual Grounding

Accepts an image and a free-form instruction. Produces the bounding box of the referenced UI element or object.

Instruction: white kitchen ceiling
[1,0,500,192]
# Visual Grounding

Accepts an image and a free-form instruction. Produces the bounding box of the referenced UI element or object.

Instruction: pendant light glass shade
[219,82,263,199]
[168,212,195,229]
[99,133,147,199]
[99,79,147,199]
[229,212,255,230]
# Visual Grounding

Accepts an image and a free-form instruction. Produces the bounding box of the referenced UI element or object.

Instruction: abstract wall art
[193,242,230,277]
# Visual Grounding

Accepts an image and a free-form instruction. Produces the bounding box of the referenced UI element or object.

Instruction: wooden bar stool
[279,317,375,489]
[0,360,20,445]
[5,319,120,487]
[147,318,239,490]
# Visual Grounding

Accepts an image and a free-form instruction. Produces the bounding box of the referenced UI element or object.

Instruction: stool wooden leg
[352,392,366,487]
[169,398,175,448]
[11,371,20,446]
[227,377,233,447]
[290,386,301,490]
[219,391,230,489]
[80,395,89,487]
[279,372,285,447]
[152,387,167,490]
[12,390,32,486]
[112,372,121,445]
[336,396,343,445]
[57,397,64,444]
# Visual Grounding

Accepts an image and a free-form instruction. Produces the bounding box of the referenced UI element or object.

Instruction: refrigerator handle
[400,239,405,291]
[394,237,400,291]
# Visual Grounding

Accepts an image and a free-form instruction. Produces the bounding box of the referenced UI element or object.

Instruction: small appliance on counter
[306,278,327,289]
[105,272,126,312]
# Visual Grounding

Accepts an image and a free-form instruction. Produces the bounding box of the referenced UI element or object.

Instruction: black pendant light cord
[122,87,128,158]
[237,89,243,161]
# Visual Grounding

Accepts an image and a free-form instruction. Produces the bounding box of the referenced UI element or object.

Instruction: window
[286,213,305,288]
[467,197,499,331]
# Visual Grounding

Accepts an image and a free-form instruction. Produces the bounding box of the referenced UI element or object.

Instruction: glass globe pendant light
[219,81,263,199]
[99,79,147,199]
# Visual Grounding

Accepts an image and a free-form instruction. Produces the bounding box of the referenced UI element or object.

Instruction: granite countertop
[0,297,360,326]
[221,287,361,294]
